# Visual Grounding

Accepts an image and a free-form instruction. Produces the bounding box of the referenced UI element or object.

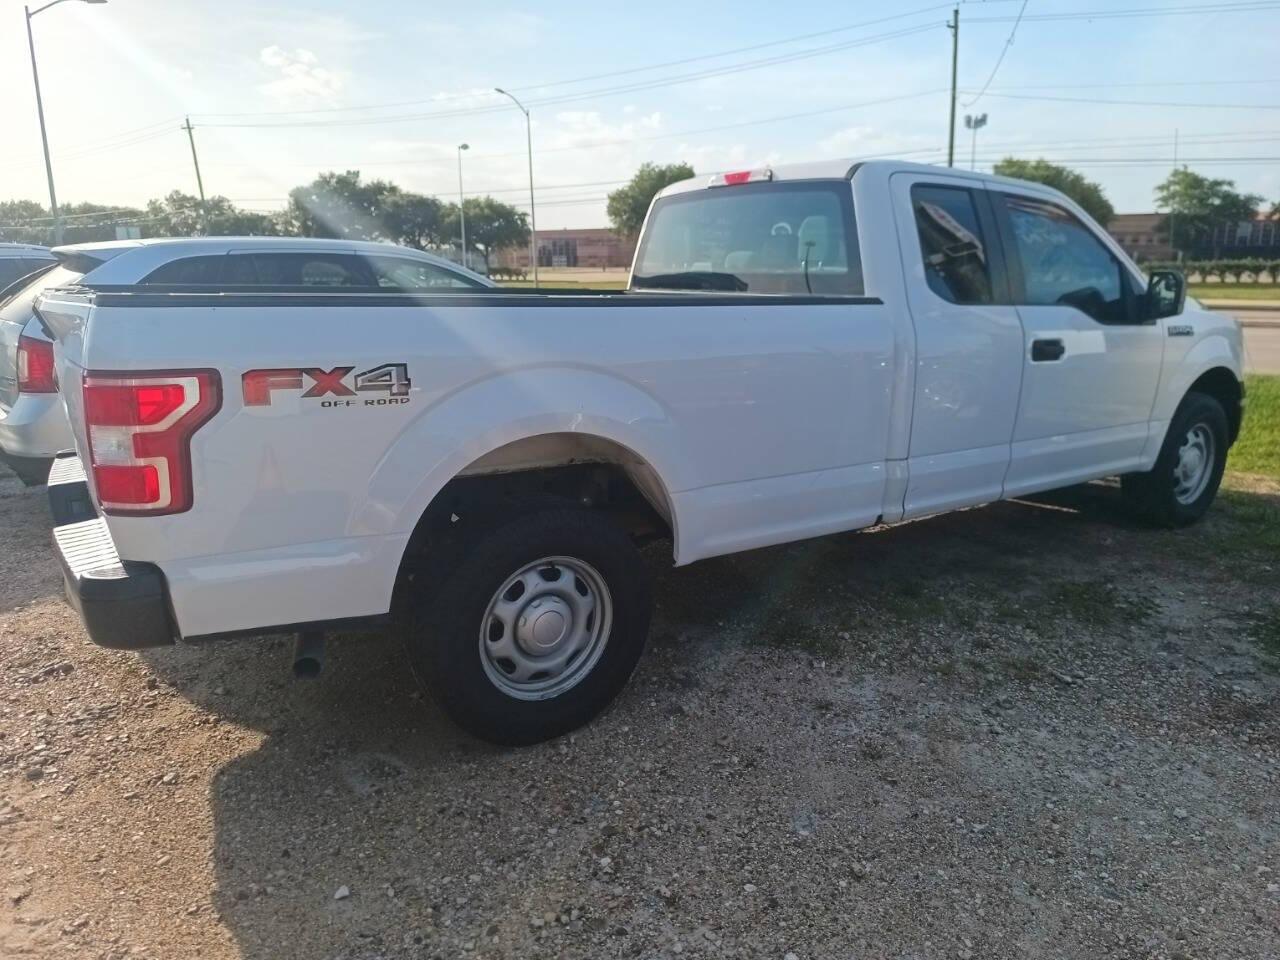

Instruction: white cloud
[549,110,663,149]
[816,124,936,160]
[258,45,343,104]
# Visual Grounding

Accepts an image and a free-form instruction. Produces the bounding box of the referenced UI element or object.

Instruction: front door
[992,189,1164,497]
[890,173,1025,518]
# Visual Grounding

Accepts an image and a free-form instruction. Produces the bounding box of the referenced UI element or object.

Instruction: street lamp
[964,113,988,172]
[494,87,538,288]
[25,0,108,246]
[457,143,469,270]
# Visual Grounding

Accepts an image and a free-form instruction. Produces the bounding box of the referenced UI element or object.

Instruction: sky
[1,0,1278,231]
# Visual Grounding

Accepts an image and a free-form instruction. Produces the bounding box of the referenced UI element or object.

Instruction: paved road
[1244,325,1280,374]
[1206,308,1280,374]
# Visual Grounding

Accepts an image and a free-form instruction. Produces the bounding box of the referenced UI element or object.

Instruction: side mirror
[1145,269,1185,321]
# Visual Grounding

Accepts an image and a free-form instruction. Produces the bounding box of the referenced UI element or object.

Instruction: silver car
[1,238,497,484]
[0,262,82,483]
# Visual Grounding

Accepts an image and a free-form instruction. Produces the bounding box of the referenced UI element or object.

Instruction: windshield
[632,179,862,295]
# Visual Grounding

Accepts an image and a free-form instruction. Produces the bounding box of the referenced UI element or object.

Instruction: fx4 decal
[243,363,412,407]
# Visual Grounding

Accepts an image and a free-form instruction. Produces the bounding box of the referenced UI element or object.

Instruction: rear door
[890,172,1024,517]
[992,189,1163,496]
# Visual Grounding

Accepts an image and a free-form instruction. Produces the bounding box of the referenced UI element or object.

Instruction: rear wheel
[400,505,650,745]
[1122,391,1229,526]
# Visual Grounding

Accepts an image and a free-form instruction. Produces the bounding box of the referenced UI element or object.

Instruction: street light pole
[24,0,108,246]
[495,87,538,288]
[457,143,469,269]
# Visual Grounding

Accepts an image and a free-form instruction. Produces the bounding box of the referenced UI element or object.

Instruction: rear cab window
[632,179,862,295]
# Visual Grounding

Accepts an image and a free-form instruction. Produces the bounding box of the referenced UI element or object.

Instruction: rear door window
[253,253,374,286]
[910,184,994,305]
[633,180,862,295]
[142,255,225,284]
[141,252,378,287]
[363,255,484,289]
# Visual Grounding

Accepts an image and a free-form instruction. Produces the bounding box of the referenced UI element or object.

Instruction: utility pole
[947,7,959,168]
[182,117,208,234]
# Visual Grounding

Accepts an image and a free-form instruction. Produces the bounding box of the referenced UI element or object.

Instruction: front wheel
[1122,391,1229,527]
[400,506,651,745]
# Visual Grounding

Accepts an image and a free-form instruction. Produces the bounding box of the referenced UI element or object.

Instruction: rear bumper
[48,454,175,650]
[0,391,73,459]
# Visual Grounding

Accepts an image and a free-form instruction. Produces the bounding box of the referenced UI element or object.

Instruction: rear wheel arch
[391,432,677,606]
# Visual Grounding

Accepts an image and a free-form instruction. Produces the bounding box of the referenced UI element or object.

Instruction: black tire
[400,505,651,746]
[1121,391,1229,527]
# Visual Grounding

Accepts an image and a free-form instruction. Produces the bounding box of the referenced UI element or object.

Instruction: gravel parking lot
[2,461,1279,960]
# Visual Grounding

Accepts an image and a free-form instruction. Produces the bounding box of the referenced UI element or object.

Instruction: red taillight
[82,369,221,515]
[16,335,56,393]
[713,167,774,187]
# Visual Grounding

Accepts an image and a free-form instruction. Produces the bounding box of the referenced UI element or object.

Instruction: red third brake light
[713,167,773,187]
[16,335,56,393]
[82,369,221,515]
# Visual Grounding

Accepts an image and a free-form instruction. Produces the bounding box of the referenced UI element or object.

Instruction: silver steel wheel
[478,556,613,701]
[1173,422,1215,506]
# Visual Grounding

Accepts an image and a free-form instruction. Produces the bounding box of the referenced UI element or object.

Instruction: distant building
[495,227,636,271]
[1108,212,1280,262]
[1107,213,1173,262]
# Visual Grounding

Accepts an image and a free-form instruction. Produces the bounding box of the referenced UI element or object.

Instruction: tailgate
[32,288,94,459]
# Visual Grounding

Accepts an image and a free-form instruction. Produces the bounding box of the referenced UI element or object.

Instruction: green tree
[279,170,402,240]
[993,158,1115,226]
[383,192,446,249]
[0,200,51,245]
[145,191,280,237]
[1153,167,1262,258]
[606,162,694,239]
[441,197,529,272]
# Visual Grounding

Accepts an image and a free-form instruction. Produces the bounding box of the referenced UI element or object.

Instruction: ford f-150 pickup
[36,160,1245,744]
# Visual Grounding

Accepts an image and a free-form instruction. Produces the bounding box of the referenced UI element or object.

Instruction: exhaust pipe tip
[292,632,325,680]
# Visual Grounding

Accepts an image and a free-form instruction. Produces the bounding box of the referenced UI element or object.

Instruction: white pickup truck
[38,160,1244,744]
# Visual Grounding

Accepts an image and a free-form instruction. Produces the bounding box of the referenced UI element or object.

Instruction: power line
[192,2,970,121]
[963,0,1028,108]
[196,23,943,130]
[959,90,1280,109]
[198,90,949,170]
[980,78,1280,90]
[968,0,1280,21]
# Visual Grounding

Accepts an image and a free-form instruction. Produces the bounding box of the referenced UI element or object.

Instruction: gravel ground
[2,461,1279,960]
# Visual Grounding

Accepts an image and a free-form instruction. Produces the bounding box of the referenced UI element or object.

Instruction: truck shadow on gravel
[0,466,62,611]
[135,480,1280,959]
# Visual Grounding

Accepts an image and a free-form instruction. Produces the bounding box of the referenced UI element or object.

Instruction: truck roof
[654,157,1068,202]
